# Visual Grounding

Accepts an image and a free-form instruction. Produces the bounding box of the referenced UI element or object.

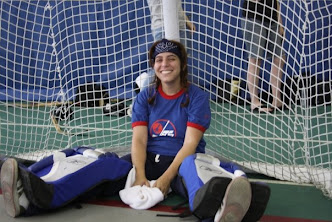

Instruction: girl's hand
[132,177,150,187]
[153,175,171,196]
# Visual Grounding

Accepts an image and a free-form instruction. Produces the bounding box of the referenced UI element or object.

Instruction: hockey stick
[6,101,73,108]
[50,114,89,136]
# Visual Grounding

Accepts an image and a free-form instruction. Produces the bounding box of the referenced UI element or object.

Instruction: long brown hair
[147,39,189,107]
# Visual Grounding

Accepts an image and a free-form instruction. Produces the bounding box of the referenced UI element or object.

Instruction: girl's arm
[131,125,150,187]
[153,126,203,195]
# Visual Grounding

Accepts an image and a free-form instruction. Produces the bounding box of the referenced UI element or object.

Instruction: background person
[241,0,286,113]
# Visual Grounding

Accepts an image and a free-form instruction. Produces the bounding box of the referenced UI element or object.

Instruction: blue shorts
[241,19,284,59]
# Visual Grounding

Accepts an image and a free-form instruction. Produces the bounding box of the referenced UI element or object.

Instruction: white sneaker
[1,158,27,217]
[214,177,252,222]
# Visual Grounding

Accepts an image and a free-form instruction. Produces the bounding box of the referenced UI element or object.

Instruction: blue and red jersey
[132,84,211,156]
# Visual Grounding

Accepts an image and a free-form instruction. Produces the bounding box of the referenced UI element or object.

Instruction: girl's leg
[270,55,285,108]
[1,158,46,217]
[242,19,273,112]
[268,22,286,109]
[247,57,263,109]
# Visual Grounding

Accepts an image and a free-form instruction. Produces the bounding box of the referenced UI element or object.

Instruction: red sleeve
[132,121,148,128]
[187,122,207,133]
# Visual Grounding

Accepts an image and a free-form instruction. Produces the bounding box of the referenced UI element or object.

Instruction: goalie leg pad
[179,154,240,213]
[179,154,271,221]
[192,176,232,219]
[21,148,132,209]
[242,182,271,222]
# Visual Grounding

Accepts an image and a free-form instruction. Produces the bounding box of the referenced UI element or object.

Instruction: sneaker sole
[217,177,252,222]
[1,158,20,217]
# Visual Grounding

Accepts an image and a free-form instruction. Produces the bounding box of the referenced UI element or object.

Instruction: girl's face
[153,52,181,85]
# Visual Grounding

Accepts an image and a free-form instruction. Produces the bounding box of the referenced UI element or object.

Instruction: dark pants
[121,152,188,199]
[121,153,218,221]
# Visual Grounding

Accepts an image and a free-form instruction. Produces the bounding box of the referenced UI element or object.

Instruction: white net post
[162,0,180,41]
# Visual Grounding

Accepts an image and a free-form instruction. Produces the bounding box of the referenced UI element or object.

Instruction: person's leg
[1,158,25,217]
[178,154,252,221]
[247,57,273,113]
[170,175,188,199]
[270,56,285,108]
[179,154,271,222]
[122,152,174,181]
[120,153,132,163]
[1,158,46,217]
[242,19,273,113]
[2,150,132,217]
[152,27,163,41]
[268,23,286,109]
[247,57,264,109]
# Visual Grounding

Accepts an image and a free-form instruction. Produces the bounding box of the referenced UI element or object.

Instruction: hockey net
[0,1,331,198]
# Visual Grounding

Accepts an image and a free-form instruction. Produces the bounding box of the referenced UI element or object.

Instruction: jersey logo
[150,119,176,138]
